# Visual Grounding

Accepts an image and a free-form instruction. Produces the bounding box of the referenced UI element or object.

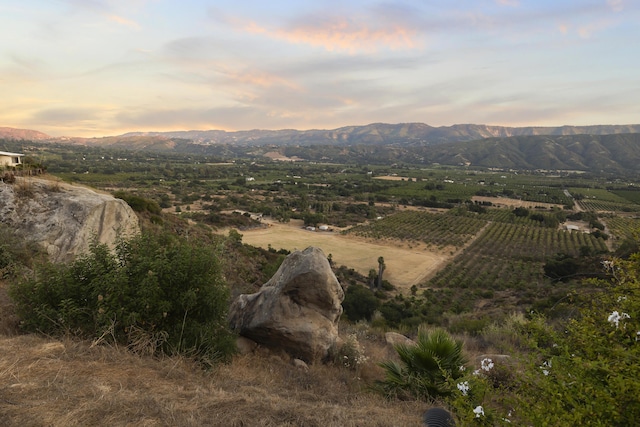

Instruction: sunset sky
[1,0,638,137]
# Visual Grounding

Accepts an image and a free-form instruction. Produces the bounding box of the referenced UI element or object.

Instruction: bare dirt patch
[262,151,304,162]
[373,175,411,181]
[237,220,449,294]
[472,196,564,210]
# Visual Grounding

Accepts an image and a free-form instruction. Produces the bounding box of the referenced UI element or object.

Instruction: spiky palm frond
[376,328,468,400]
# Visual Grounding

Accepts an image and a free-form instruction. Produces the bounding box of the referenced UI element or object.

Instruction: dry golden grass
[0,281,18,336]
[236,219,449,294]
[0,334,429,427]
[0,282,430,427]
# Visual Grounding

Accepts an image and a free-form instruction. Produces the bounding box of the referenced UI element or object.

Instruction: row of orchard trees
[378,251,640,425]
[428,220,609,293]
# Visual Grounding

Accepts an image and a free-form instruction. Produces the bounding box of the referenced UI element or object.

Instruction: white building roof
[0,151,24,157]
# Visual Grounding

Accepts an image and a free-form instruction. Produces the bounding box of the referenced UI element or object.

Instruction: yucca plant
[376,327,467,400]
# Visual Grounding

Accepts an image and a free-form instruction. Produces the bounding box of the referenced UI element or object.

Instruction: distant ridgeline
[2,122,640,172]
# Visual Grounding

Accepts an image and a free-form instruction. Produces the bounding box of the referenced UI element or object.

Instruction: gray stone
[228,247,344,363]
[0,178,139,262]
[293,358,309,371]
[236,336,258,355]
[385,331,416,348]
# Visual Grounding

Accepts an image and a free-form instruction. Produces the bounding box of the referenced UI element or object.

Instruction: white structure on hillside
[0,151,24,167]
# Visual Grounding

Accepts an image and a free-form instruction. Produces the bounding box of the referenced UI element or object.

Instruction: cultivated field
[238,220,450,293]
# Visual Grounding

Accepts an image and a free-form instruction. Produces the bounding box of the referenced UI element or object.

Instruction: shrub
[342,285,380,322]
[9,231,236,363]
[0,224,39,278]
[113,191,162,215]
[448,254,640,425]
[376,327,468,400]
[331,333,368,371]
[511,256,640,425]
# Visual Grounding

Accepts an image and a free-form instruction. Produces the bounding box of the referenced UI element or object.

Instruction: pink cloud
[557,23,569,34]
[234,16,422,53]
[107,14,141,30]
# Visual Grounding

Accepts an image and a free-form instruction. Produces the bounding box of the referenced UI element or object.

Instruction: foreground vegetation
[9,232,236,363]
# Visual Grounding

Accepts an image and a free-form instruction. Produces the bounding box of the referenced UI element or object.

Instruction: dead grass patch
[0,331,430,427]
[0,281,18,336]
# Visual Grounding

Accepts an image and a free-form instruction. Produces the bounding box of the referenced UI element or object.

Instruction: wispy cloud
[496,0,519,6]
[577,18,615,38]
[607,0,625,12]
[223,11,424,53]
[107,14,141,30]
[65,0,141,30]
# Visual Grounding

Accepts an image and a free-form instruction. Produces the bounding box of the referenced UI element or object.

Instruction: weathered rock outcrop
[0,178,140,262]
[385,332,416,348]
[228,246,344,362]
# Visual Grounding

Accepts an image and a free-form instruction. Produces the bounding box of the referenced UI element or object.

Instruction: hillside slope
[418,133,640,171]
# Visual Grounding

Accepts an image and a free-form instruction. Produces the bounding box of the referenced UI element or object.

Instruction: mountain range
[110,122,640,147]
[2,123,640,172]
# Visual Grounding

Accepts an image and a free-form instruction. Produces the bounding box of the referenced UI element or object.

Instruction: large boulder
[0,178,140,262]
[228,246,344,362]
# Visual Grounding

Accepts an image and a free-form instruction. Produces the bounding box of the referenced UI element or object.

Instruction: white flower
[539,360,551,376]
[457,381,470,396]
[601,260,614,269]
[473,369,481,376]
[473,405,485,418]
[617,296,628,302]
[481,358,494,372]
[636,331,640,342]
[459,365,466,372]
[608,311,630,328]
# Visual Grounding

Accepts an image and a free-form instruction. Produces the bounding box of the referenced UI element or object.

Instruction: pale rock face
[0,178,140,262]
[385,332,416,348]
[228,246,344,363]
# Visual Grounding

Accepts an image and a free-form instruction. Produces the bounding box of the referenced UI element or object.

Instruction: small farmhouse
[0,151,24,167]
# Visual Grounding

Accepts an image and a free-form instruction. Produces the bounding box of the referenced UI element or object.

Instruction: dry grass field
[0,282,430,427]
[238,220,451,294]
[0,334,430,427]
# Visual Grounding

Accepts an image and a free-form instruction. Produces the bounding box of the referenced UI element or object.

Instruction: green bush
[511,256,640,425]
[376,327,468,400]
[113,191,162,215]
[9,231,236,363]
[448,254,640,425]
[0,224,39,278]
[342,285,380,321]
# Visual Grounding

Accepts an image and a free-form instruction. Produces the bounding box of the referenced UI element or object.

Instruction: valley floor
[237,219,450,294]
